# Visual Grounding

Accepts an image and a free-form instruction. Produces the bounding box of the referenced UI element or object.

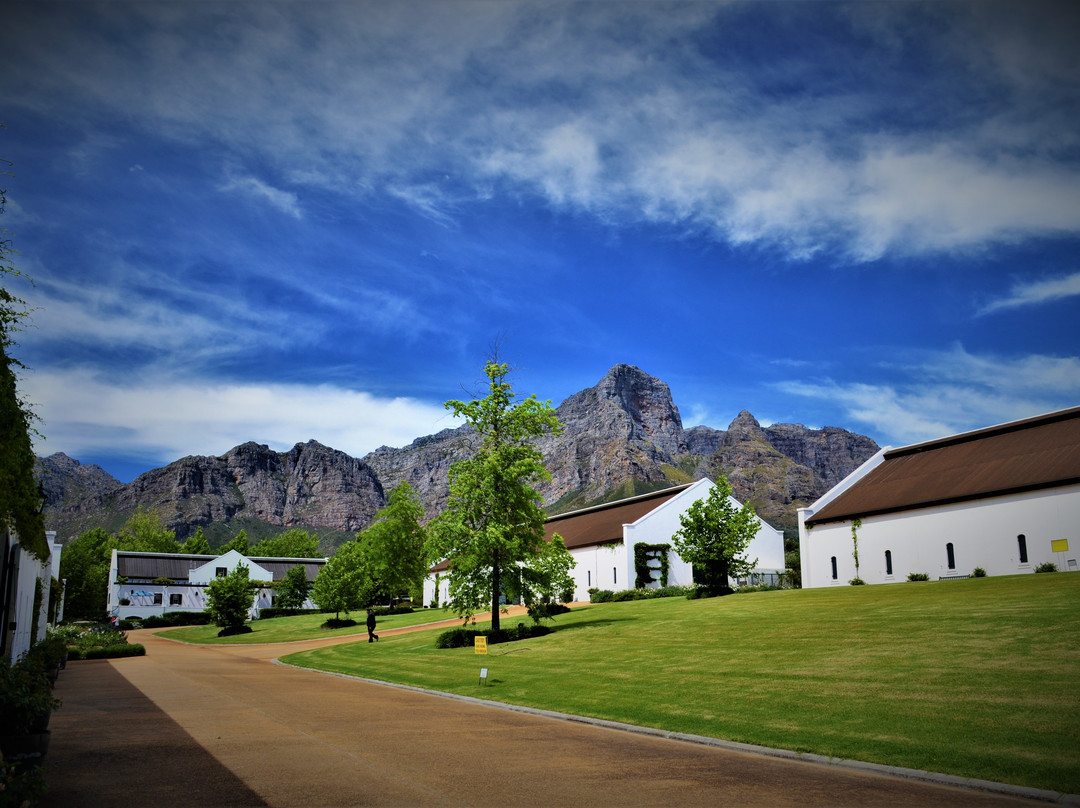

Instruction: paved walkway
[42,619,1056,808]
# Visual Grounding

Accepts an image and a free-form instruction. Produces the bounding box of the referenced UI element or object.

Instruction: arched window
[830,556,838,580]
[885,550,893,576]
[946,542,956,570]
[1018,534,1028,564]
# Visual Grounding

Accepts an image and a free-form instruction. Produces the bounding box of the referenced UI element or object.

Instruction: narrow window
[885,550,893,576]
[169,593,182,606]
[216,567,228,578]
[830,556,838,580]
[946,542,956,570]
[153,593,163,605]
[1018,534,1028,564]
[613,568,617,585]
[587,570,591,587]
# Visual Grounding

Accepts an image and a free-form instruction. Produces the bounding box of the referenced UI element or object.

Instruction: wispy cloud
[777,345,1080,446]
[978,271,1080,315]
[25,369,460,471]
[220,175,302,219]
[11,2,1078,263]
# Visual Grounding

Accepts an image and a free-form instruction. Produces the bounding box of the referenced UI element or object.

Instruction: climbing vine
[634,543,671,588]
[850,518,863,585]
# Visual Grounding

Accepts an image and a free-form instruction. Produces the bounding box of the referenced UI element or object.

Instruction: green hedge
[589,585,696,603]
[435,624,550,648]
[258,607,322,619]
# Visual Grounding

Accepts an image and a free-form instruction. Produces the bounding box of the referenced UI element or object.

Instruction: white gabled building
[1,530,61,664]
[798,406,1080,588]
[108,549,326,620]
[425,478,787,605]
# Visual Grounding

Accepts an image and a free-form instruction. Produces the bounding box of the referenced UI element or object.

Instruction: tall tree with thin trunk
[428,360,561,632]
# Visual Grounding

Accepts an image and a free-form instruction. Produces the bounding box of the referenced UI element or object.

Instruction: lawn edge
[275,658,1080,805]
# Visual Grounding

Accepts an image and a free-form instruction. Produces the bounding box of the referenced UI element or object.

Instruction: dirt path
[42,613,1054,808]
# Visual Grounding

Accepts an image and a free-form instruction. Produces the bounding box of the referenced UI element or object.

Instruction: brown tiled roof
[543,484,693,550]
[429,484,694,572]
[806,406,1080,526]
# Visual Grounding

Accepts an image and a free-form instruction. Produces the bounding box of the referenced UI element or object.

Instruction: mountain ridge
[37,364,879,549]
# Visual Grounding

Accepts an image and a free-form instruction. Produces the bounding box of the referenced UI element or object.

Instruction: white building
[108,549,326,621]
[425,478,786,605]
[1,530,60,664]
[798,406,1080,588]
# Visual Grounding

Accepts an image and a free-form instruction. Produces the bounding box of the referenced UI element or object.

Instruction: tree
[0,150,48,561]
[180,527,212,555]
[274,564,312,613]
[507,534,576,622]
[427,360,561,631]
[251,528,320,558]
[357,482,427,606]
[672,476,759,596]
[205,564,255,633]
[58,528,112,620]
[114,508,177,553]
[218,529,249,555]
[311,541,372,621]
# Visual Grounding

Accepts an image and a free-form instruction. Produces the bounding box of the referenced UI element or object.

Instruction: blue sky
[4,1,1079,483]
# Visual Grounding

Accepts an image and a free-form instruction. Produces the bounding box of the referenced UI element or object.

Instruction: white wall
[567,543,627,602]
[799,484,1080,588]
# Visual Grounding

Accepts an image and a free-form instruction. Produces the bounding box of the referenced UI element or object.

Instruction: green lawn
[158,607,458,644]
[281,575,1080,794]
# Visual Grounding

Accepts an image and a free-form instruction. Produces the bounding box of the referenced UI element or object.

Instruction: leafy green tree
[672,476,759,596]
[357,483,427,606]
[205,564,254,632]
[251,528,320,558]
[427,360,561,631]
[274,564,312,613]
[507,534,576,622]
[58,528,112,620]
[311,541,372,620]
[114,508,177,553]
[180,527,212,555]
[218,529,249,555]
[0,152,48,561]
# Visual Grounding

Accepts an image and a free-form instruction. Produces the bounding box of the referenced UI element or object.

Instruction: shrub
[216,626,253,638]
[590,589,614,603]
[435,624,550,649]
[373,605,414,617]
[972,567,987,577]
[140,611,213,628]
[1034,562,1058,573]
[320,618,357,630]
[907,572,930,581]
[76,644,146,659]
[849,577,867,585]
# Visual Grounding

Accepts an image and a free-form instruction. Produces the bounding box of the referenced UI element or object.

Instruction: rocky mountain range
[36,364,880,550]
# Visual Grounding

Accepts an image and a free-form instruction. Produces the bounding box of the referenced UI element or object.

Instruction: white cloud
[979,271,1080,315]
[24,369,461,468]
[220,175,302,219]
[777,345,1080,446]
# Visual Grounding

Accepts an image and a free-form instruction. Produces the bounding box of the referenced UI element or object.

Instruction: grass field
[279,574,1080,794]
[159,607,458,644]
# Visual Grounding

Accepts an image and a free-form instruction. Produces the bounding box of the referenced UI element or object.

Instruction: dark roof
[543,484,694,550]
[115,552,325,582]
[806,406,1080,526]
[428,484,695,572]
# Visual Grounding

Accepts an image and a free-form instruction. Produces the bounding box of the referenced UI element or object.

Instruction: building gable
[806,406,1080,526]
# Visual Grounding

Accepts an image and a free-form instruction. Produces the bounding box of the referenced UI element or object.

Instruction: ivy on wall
[634,543,671,589]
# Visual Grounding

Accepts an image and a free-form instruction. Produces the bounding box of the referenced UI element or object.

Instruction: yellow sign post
[1052,539,1069,553]
[474,636,488,655]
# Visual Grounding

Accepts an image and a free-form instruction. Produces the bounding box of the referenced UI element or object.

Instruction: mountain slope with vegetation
[38,364,879,548]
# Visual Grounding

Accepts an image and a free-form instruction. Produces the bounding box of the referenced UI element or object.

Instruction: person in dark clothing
[366,609,378,642]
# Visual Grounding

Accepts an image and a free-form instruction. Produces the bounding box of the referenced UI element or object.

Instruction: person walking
[366,608,378,643]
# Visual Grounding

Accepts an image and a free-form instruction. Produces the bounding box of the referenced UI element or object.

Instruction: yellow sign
[474,636,488,655]
[1052,539,1069,553]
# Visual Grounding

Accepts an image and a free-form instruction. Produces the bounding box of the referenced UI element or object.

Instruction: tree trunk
[491,559,501,632]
